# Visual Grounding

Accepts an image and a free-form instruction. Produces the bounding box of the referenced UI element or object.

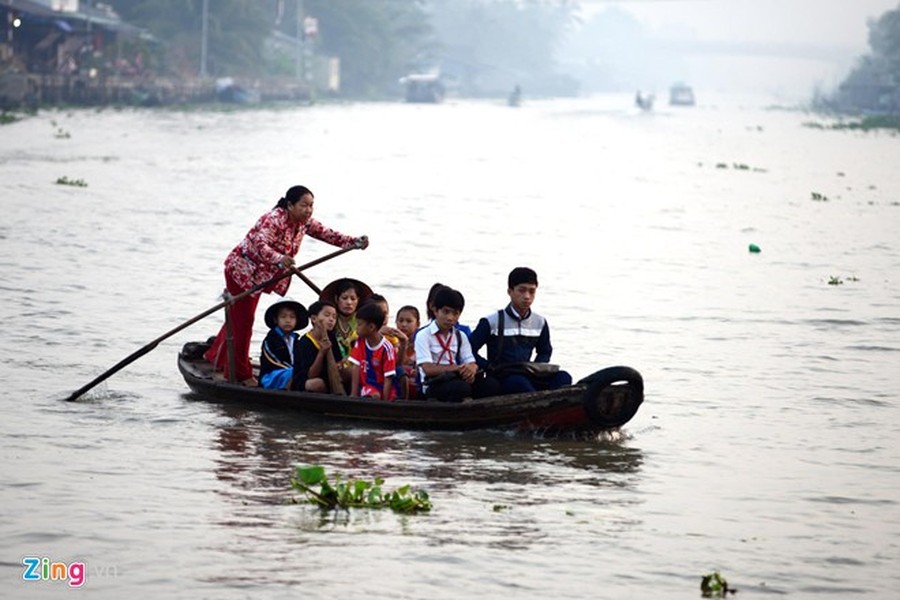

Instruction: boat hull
[178,342,643,434]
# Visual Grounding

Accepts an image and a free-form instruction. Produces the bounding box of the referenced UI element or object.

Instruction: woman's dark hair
[275,185,313,209]
[356,301,386,329]
[333,279,359,300]
[397,305,420,323]
[307,300,335,317]
[433,287,465,313]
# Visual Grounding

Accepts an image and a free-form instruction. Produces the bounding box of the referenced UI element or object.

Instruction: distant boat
[634,91,654,111]
[669,83,695,106]
[508,84,522,107]
[215,78,260,105]
[400,73,445,103]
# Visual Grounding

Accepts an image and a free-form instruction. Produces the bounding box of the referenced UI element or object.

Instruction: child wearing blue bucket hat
[259,299,309,389]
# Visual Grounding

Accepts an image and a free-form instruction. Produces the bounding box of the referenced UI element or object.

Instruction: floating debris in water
[827,275,859,285]
[701,571,736,597]
[748,243,761,253]
[55,176,88,187]
[711,162,765,172]
[811,192,828,201]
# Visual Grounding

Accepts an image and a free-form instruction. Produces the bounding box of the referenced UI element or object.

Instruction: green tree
[832,6,900,112]
[107,1,578,97]
[279,0,433,97]
[110,0,274,77]
[867,6,900,72]
[109,0,433,95]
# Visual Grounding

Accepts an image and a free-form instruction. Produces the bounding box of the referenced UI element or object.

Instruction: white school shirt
[414,321,475,388]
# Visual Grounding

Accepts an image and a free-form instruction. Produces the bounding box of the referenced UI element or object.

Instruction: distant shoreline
[0,71,315,113]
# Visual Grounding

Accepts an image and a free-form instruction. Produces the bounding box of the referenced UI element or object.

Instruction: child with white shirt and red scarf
[414,287,500,402]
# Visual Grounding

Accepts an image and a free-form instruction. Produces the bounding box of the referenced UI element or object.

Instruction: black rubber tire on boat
[579,366,644,428]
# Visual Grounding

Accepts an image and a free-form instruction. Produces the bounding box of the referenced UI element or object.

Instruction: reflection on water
[210,401,644,499]
[203,399,646,577]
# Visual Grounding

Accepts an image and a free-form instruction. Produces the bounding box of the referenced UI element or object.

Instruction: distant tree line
[107,0,577,97]
[829,5,900,113]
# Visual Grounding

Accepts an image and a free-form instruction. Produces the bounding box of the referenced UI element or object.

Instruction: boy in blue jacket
[259,299,308,389]
[469,267,572,395]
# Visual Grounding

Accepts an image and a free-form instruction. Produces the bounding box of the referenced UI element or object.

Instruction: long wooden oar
[292,267,322,295]
[64,245,357,402]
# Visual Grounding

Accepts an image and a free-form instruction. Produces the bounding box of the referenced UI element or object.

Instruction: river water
[1,94,899,598]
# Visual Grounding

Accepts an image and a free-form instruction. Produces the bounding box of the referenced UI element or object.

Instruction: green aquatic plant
[49,119,71,138]
[290,465,432,514]
[1,111,21,125]
[55,176,88,187]
[804,115,900,132]
[701,571,735,597]
[828,276,844,285]
[714,162,764,172]
[857,115,900,131]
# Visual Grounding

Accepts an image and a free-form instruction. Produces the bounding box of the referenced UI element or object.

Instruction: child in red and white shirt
[349,302,396,400]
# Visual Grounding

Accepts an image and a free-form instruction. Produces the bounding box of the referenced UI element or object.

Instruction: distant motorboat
[400,73,445,103]
[508,84,522,107]
[669,83,695,106]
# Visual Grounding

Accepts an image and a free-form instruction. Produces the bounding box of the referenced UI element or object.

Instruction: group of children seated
[257,267,573,402]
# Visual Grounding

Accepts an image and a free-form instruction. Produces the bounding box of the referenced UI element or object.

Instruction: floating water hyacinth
[700,571,736,597]
[55,176,87,187]
[1,112,20,125]
[290,465,432,514]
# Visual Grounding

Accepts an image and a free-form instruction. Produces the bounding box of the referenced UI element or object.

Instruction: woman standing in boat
[204,185,368,386]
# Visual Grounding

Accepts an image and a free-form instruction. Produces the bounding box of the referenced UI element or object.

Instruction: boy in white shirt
[414,287,500,402]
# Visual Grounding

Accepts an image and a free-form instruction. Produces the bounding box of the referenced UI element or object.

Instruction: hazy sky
[580,0,899,50]
[571,0,900,98]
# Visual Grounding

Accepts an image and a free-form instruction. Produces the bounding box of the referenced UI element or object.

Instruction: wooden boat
[178,341,644,435]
